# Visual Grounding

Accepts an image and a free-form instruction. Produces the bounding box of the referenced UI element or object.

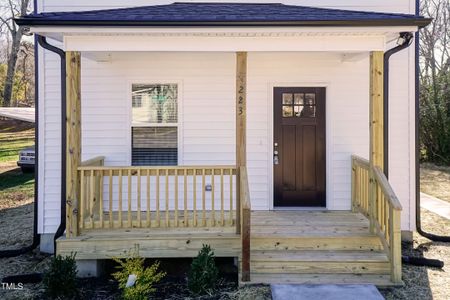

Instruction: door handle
[274,143,279,165]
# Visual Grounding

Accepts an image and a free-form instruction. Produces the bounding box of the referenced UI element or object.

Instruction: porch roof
[16,2,430,27]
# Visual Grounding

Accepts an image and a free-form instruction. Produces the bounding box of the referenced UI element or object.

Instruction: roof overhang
[28,26,418,53]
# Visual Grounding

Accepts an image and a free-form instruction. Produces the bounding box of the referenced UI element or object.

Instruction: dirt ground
[420,163,450,203]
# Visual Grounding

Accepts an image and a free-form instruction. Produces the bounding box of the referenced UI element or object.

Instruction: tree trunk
[3,30,22,107]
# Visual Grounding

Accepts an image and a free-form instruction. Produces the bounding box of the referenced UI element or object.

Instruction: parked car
[17,145,35,172]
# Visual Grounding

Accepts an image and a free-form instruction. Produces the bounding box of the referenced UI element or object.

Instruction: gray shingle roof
[16,2,431,27]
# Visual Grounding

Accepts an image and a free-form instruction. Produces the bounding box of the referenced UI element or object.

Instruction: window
[131,84,178,166]
[282,92,316,118]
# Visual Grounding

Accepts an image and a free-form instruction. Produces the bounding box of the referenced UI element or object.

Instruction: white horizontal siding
[38,0,416,233]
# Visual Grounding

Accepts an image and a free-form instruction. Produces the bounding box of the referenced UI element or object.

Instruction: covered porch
[17,2,431,285]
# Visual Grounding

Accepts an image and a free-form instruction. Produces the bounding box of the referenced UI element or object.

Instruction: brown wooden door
[274,87,326,207]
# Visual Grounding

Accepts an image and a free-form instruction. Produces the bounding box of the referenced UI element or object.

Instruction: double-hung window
[131,83,178,166]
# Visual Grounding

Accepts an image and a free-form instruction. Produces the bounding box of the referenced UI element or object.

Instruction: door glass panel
[300,105,316,118]
[282,106,293,117]
[282,93,293,105]
[305,93,316,105]
[294,105,303,117]
[294,93,304,105]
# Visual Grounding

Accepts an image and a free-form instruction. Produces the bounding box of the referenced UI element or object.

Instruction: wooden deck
[57,210,397,286]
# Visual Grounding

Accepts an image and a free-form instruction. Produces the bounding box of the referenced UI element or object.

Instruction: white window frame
[127,80,183,166]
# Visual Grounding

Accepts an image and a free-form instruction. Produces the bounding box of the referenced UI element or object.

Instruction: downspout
[36,36,68,251]
[414,0,450,242]
[383,31,414,178]
[0,0,40,259]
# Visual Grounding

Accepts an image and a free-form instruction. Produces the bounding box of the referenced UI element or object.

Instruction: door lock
[274,143,279,165]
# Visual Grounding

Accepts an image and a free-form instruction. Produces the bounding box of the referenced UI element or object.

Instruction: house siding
[37,0,417,234]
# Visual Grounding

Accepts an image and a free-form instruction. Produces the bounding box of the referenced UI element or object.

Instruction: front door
[273,87,326,207]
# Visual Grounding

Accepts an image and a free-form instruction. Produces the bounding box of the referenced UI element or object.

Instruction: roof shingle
[16,2,431,27]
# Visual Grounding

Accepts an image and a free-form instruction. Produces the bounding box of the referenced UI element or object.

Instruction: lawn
[0,119,35,209]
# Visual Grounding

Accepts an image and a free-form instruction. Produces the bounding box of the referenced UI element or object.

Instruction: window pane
[282,106,293,117]
[132,127,177,166]
[300,105,316,118]
[294,105,303,117]
[132,84,178,124]
[305,93,316,105]
[294,93,304,105]
[282,93,293,105]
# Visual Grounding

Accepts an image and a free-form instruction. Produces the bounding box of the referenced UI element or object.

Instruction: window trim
[127,79,183,166]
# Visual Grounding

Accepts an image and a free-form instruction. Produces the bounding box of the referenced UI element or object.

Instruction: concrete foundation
[401,230,413,242]
[40,233,54,253]
[76,259,104,278]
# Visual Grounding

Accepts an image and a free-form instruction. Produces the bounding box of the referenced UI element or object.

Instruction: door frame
[267,82,332,210]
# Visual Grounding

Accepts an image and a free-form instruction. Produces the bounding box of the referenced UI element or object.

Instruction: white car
[17,146,35,172]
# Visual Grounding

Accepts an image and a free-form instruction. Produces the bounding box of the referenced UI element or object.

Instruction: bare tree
[0,0,31,107]
[419,0,450,163]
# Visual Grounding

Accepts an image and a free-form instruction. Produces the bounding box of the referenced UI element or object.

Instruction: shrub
[43,253,78,299]
[112,250,166,300]
[188,244,219,295]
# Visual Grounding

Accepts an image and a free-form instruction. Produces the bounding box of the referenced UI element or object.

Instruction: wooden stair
[240,211,396,286]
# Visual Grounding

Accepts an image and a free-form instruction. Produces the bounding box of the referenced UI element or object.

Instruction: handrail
[239,166,251,282]
[80,156,105,166]
[351,154,402,284]
[372,166,402,210]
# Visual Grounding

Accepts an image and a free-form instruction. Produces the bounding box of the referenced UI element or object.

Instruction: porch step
[247,250,389,274]
[251,233,383,251]
[243,211,393,286]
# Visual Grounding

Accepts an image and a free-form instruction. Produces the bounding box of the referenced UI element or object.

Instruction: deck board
[57,210,394,285]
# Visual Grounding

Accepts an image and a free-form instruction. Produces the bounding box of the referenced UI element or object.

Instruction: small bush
[43,253,78,299]
[188,244,219,295]
[112,250,166,300]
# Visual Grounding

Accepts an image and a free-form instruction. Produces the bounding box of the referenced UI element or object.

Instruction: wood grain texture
[236,52,247,234]
[65,51,81,238]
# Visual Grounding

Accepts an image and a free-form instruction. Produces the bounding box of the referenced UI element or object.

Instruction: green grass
[0,120,35,162]
[0,119,35,207]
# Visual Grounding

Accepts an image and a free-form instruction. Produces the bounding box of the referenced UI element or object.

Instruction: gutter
[383,32,414,178]
[0,0,40,259]
[35,36,68,251]
[414,0,450,242]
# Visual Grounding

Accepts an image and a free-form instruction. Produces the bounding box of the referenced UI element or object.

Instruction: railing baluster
[211,169,215,226]
[165,169,169,227]
[156,169,160,227]
[90,169,95,229]
[230,168,233,226]
[137,169,141,227]
[175,170,179,227]
[220,169,224,226]
[193,169,197,227]
[127,169,132,228]
[146,170,151,227]
[202,168,206,227]
[184,169,188,227]
[99,170,104,228]
[118,169,123,228]
[80,170,85,229]
[108,169,113,228]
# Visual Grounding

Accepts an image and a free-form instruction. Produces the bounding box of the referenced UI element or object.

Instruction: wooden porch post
[236,52,247,234]
[369,51,384,234]
[66,51,82,238]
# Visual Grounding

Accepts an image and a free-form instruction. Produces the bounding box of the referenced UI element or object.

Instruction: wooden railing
[75,164,237,232]
[239,166,251,282]
[351,155,402,283]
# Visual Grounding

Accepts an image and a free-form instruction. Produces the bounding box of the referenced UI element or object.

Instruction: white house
[17,1,430,285]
